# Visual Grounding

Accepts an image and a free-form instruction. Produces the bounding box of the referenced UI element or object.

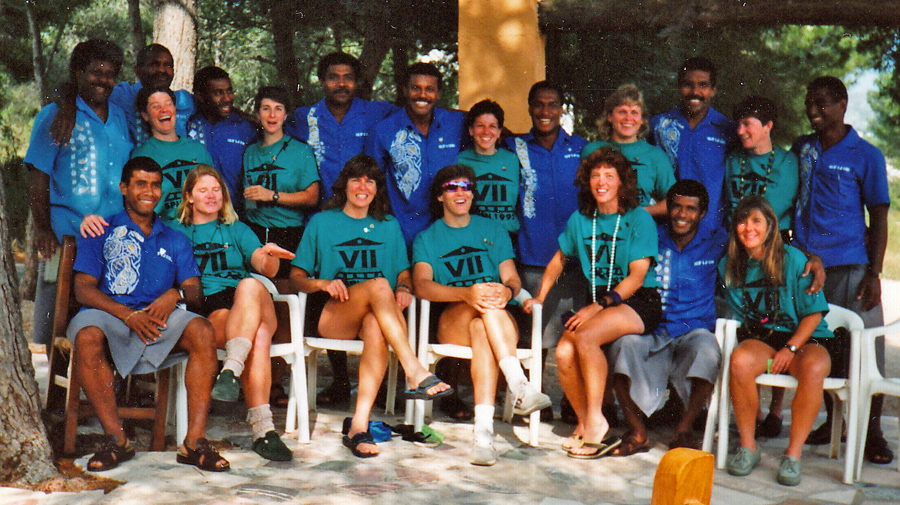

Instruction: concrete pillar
[458,0,545,133]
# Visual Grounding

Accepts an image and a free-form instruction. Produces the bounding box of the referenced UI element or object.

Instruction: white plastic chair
[414,290,543,446]
[700,318,728,454]
[183,274,311,443]
[714,304,862,484]
[852,317,900,481]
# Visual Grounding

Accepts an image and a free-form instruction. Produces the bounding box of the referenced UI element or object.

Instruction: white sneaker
[471,441,498,466]
[512,383,551,416]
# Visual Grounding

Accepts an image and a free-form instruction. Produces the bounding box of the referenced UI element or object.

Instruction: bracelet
[596,298,609,308]
[396,284,412,293]
[124,311,139,324]
[608,291,623,306]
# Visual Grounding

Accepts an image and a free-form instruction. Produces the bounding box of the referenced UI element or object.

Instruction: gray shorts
[824,264,885,373]
[607,328,720,417]
[520,261,588,349]
[67,308,201,376]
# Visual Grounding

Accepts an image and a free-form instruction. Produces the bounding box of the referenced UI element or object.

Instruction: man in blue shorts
[651,56,736,234]
[68,156,227,472]
[608,180,723,451]
[792,76,892,464]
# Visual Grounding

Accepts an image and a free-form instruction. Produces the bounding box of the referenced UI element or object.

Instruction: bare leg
[785,344,830,458]
[674,378,714,436]
[613,374,647,443]
[347,314,389,456]
[75,327,126,446]
[175,318,218,448]
[729,339,773,451]
[557,331,588,442]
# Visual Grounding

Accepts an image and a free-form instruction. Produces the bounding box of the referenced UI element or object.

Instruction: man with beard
[651,57,736,234]
[186,66,257,214]
[366,61,466,248]
[26,39,134,348]
[287,52,396,203]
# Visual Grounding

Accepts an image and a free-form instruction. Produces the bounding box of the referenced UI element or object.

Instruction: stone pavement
[4,352,900,504]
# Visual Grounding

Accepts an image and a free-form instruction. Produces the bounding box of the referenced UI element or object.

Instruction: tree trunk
[0,164,58,486]
[152,0,197,92]
[127,0,146,58]
[19,212,37,302]
[357,3,392,100]
[269,0,301,106]
[391,43,408,107]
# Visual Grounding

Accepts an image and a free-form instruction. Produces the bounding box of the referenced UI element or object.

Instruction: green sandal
[252,431,293,461]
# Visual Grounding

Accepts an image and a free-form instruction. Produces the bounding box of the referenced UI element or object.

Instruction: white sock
[473,404,495,446]
[248,404,276,441]
[498,356,528,393]
[223,337,252,377]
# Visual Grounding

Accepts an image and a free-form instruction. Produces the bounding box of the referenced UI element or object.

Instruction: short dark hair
[254,85,292,112]
[194,66,230,96]
[69,39,124,81]
[732,95,778,128]
[466,99,505,130]
[122,156,162,185]
[135,84,176,115]
[135,43,172,68]
[325,154,393,221]
[528,80,564,105]
[808,76,848,103]
[430,164,477,218]
[404,62,442,89]
[678,56,717,88]
[317,52,361,82]
[574,147,639,216]
[666,179,709,214]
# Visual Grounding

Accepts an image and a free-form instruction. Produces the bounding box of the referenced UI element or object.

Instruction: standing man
[792,76,892,464]
[651,56,736,233]
[366,61,466,247]
[27,39,134,348]
[187,66,257,214]
[506,81,587,422]
[287,52,396,202]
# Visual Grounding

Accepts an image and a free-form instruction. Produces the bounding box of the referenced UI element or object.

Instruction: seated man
[67,156,228,472]
[607,180,724,453]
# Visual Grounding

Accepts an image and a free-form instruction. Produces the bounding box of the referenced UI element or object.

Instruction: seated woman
[412,164,550,467]
[524,147,661,459]
[171,165,296,462]
[720,195,834,487]
[289,154,453,459]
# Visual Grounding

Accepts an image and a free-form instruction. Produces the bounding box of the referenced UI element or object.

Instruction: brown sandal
[87,440,134,472]
[612,432,651,456]
[177,438,230,472]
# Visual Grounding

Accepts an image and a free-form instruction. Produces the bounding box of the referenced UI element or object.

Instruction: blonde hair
[176,164,239,225]
[598,83,648,141]
[724,195,784,287]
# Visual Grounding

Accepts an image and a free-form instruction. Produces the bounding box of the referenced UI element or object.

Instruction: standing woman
[412,164,549,466]
[290,154,453,459]
[581,84,675,218]
[172,165,297,461]
[524,146,661,458]
[243,86,320,278]
[720,196,833,486]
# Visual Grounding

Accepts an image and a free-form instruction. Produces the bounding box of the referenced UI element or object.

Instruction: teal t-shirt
[413,215,514,287]
[581,139,675,208]
[170,219,261,295]
[718,244,832,339]
[457,148,520,233]
[132,136,214,223]
[724,146,799,231]
[292,208,409,289]
[243,136,320,228]
[558,207,659,290]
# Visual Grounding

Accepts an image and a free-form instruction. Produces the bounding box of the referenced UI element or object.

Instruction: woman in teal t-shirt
[290,154,452,459]
[173,165,296,462]
[412,164,549,467]
[524,146,661,458]
[719,195,833,486]
[243,86,320,277]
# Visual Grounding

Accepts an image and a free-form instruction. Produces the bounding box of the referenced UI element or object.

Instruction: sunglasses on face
[442,180,474,193]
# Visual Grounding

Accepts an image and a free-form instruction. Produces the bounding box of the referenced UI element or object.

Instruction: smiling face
[679,70,716,119]
[737,116,773,154]
[198,78,235,120]
[188,174,224,220]
[257,98,287,136]
[438,178,474,218]
[322,63,357,108]
[344,175,377,212]
[135,50,175,88]
[141,91,177,137]
[469,113,501,154]
[667,194,704,242]
[120,170,162,218]
[736,208,769,258]
[404,74,440,121]
[75,59,118,109]
[528,88,562,136]
[589,165,621,212]
[608,103,643,143]
[804,87,846,135]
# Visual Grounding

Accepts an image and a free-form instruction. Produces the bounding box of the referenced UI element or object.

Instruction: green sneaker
[211,369,241,402]
[727,446,761,476]
[252,430,293,461]
[776,456,801,486]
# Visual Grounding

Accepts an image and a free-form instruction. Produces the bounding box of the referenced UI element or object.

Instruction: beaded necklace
[590,210,621,303]
[739,149,776,196]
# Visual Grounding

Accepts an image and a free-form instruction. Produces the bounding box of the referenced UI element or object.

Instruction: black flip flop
[403,374,454,401]
[343,432,378,458]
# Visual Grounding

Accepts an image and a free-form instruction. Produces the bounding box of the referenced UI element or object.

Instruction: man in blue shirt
[607,180,723,451]
[366,61,465,247]
[287,52,396,202]
[792,76,892,464]
[27,39,134,347]
[187,66,257,214]
[68,156,227,472]
[651,57,736,234]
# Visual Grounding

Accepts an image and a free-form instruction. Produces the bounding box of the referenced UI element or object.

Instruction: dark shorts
[425,299,526,345]
[736,322,847,378]
[201,287,237,317]
[245,221,303,279]
[618,287,662,334]
[304,290,331,336]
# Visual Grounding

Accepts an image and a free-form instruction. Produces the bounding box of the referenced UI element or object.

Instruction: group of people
[26,37,891,487]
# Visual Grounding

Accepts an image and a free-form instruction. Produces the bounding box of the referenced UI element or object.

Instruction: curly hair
[324,154,393,221]
[598,84,648,141]
[724,195,785,288]
[429,164,477,219]
[574,146,639,216]
[177,164,239,225]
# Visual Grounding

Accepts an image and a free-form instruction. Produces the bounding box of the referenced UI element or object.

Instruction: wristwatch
[272,191,280,203]
[784,344,798,353]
